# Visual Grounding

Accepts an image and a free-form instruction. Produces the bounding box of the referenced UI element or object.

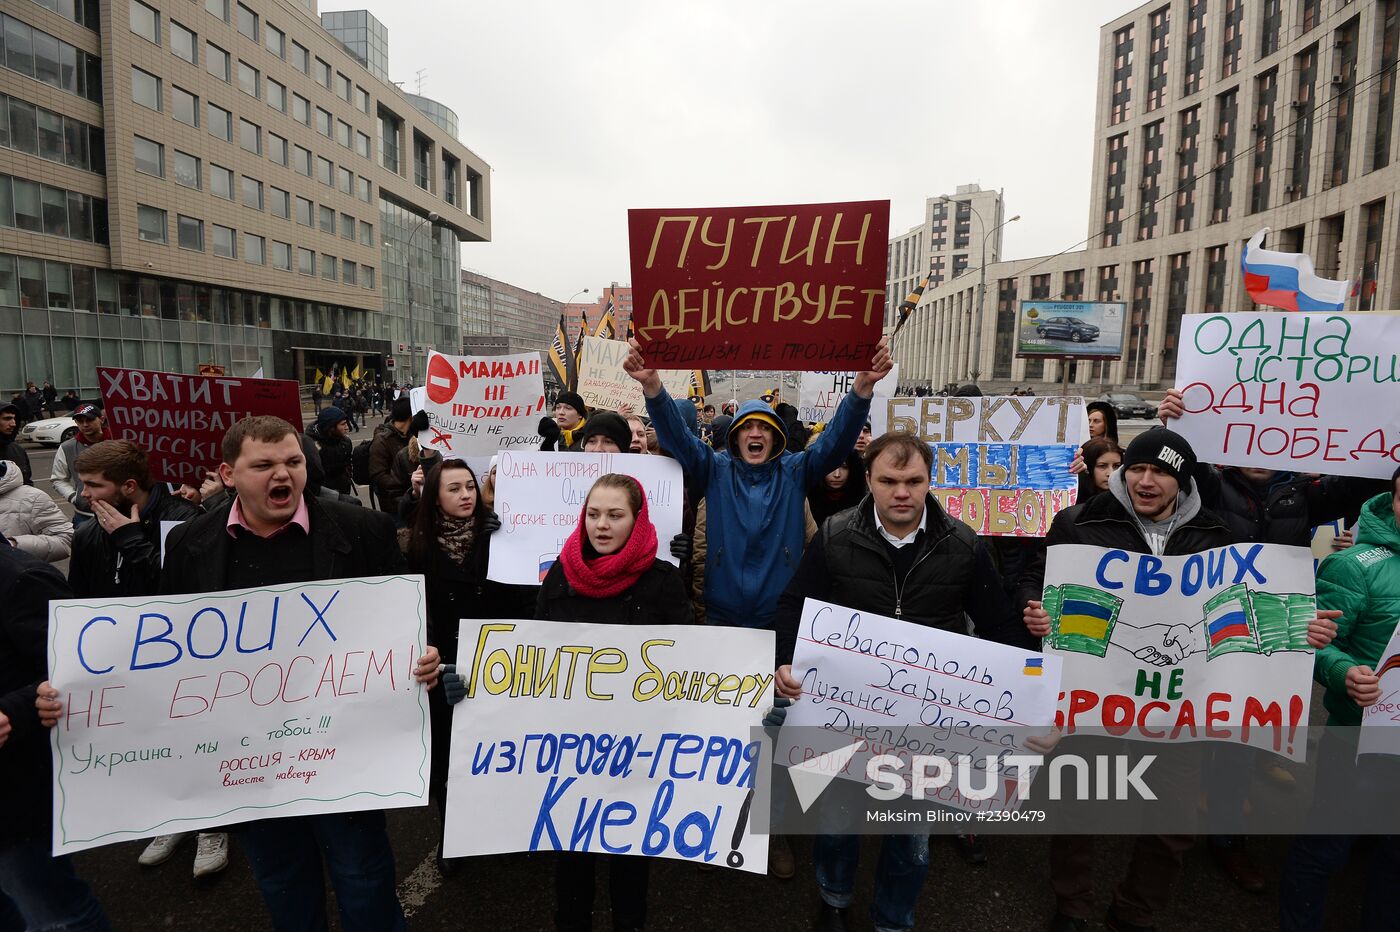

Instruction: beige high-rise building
[0,0,490,394]
[895,0,1400,394]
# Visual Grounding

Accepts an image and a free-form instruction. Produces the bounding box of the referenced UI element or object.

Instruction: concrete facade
[0,0,490,393]
[895,0,1400,394]
[459,267,563,351]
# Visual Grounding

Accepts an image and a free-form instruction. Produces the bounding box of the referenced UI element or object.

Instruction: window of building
[1102,133,1128,246]
[172,86,198,126]
[357,176,371,203]
[133,136,163,177]
[316,107,332,137]
[319,205,335,233]
[171,20,196,64]
[339,212,354,240]
[342,260,356,286]
[239,118,260,154]
[266,24,284,58]
[291,42,309,73]
[0,14,103,104]
[1301,0,1320,33]
[1377,0,1399,172]
[362,266,375,290]
[257,187,285,220]
[206,0,229,21]
[271,240,291,270]
[355,130,371,159]
[322,253,337,281]
[1331,17,1359,187]
[131,67,161,111]
[236,3,257,41]
[1139,120,1165,239]
[1204,244,1227,313]
[443,153,460,207]
[315,58,331,88]
[337,73,352,102]
[293,145,311,176]
[266,78,285,112]
[1250,69,1278,213]
[237,60,258,97]
[137,205,166,244]
[336,119,351,148]
[337,166,352,194]
[359,220,373,246]
[317,156,333,186]
[292,93,310,126]
[413,133,432,190]
[1222,0,1243,78]
[1146,6,1168,112]
[1174,105,1201,232]
[1110,25,1134,125]
[1183,0,1206,96]
[295,196,313,226]
[212,224,235,258]
[178,215,203,251]
[379,107,401,173]
[355,86,370,114]
[130,1,159,44]
[211,164,233,200]
[241,176,262,210]
[1260,0,1282,57]
[1211,89,1238,222]
[173,150,200,189]
[1290,44,1317,198]
[206,43,229,81]
[298,247,314,275]
[243,233,264,265]
[267,132,287,165]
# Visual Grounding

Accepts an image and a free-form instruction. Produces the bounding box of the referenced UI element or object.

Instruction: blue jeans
[1280,727,1400,931]
[813,834,929,932]
[238,811,404,932]
[0,837,111,932]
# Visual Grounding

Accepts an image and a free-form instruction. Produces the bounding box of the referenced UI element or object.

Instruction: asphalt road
[16,430,1367,931]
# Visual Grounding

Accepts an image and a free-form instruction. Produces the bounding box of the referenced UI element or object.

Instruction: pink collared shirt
[226,495,311,539]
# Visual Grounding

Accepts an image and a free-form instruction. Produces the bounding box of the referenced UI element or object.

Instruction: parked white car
[19,415,78,446]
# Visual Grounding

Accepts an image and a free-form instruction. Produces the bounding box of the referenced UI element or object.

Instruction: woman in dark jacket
[1076,437,1123,502]
[807,450,867,526]
[406,458,528,872]
[535,474,691,931]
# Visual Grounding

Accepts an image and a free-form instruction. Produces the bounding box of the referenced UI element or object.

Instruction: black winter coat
[410,530,534,664]
[0,543,69,842]
[1195,466,1385,547]
[162,495,405,593]
[535,559,694,627]
[313,429,354,495]
[68,483,201,598]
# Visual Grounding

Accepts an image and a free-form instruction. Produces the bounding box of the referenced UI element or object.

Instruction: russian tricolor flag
[1242,228,1352,312]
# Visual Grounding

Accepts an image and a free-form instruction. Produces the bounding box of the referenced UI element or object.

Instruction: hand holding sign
[852,336,893,398]
[623,338,663,398]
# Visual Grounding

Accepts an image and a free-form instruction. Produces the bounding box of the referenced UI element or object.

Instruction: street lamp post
[405,210,440,385]
[937,197,1020,386]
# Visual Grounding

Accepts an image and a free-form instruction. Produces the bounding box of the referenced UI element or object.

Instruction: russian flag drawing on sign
[1241,228,1352,312]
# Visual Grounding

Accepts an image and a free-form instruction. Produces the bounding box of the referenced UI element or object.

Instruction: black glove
[669,532,692,563]
[538,416,561,450]
[482,512,501,536]
[442,664,467,706]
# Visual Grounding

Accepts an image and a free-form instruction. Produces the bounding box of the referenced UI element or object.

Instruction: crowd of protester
[0,343,1393,932]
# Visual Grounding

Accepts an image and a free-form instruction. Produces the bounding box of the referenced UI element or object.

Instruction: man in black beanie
[368,397,413,514]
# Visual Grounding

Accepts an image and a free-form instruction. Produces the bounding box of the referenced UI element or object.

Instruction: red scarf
[558,483,658,599]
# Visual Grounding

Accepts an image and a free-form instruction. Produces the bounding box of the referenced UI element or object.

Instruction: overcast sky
[351,0,1134,301]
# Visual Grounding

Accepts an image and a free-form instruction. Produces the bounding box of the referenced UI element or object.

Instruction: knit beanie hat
[314,406,348,433]
[554,391,588,420]
[390,397,413,423]
[1122,427,1195,493]
[577,411,632,452]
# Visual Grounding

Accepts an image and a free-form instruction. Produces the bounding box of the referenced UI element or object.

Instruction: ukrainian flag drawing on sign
[1202,584,1259,659]
[1048,584,1122,657]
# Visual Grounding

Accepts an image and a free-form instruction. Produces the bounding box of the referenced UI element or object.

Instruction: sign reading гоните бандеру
[628,201,890,372]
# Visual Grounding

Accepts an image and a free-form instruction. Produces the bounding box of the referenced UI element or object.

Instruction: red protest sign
[628,200,890,371]
[98,367,303,484]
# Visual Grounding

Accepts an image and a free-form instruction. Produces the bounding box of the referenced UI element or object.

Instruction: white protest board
[47,575,430,854]
[444,619,773,872]
[578,336,693,412]
[779,598,1062,813]
[420,352,546,470]
[871,395,1086,536]
[487,451,685,585]
[798,365,898,424]
[1358,621,1400,757]
[1042,543,1316,760]
[1172,312,1400,478]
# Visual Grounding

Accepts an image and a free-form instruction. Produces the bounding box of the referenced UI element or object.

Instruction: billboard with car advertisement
[1017,301,1125,359]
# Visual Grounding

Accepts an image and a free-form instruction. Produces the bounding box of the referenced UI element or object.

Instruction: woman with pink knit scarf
[535,473,693,932]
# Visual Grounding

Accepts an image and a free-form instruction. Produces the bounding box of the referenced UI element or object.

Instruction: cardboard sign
[444,619,773,872]
[1042,543,1316,760]
[798,365,899,424]
[97,367,302,485]
[577,336,693,412]
[1172,312,1400,479]
[628,200,890,371]
[779,599,1062,812]
[871,395,1086,536]
[419,352,547,468]
[47,576,431,854]
[1358,620,1400,758]
[487,451,685,585]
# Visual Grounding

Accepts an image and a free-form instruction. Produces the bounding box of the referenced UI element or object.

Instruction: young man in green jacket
[1280,466,1400,930]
